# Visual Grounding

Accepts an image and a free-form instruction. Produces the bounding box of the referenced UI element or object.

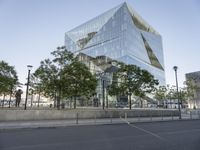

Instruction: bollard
[171,111,174,120]
[94,113,96,124]
[76,112,78,124]
[190,111,192,120]
[161,111,163,121]
[198,111,200,119]
[150,112,152,121]
[138,113,140,121]
[125,112,127,121]
[110,113,112,123]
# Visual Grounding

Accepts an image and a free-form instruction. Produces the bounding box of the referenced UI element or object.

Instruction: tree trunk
[128,93,131,110]
[140,98,143,108]
[9,88,12,108]
[70,97,72,109]
[9,94,12,108]
[106,91,108,108]
[37,92,41,107]
[54,90,57,108]
[57,87,61,110]
[2,93,5,108]
[57,94,61,110]
[74,96,76,109]
[57,96,60,109]
[31,94,33,108]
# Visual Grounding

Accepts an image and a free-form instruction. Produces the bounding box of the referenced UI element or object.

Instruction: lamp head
[173,66,178,71]
[27,65,33,71]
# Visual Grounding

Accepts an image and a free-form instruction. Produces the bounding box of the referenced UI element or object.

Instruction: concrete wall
[0,109,179,121]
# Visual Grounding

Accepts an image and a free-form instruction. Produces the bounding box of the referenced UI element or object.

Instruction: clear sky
[0,0,200,89]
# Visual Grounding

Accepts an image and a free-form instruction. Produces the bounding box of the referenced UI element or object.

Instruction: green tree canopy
[108,63,159,109]
[62,60,97,108]
[33,47,97,109]
[154,84,188,108]
[154,85,167,102]
[0,60,18,96]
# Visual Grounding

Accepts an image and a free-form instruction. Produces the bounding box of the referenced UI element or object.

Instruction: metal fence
[56,109,200,126]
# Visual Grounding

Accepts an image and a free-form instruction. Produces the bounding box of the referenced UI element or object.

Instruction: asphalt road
[0,120,200,150]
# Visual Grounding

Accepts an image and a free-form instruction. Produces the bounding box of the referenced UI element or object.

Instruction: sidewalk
[0,108,199,130]
[0,113,198,130]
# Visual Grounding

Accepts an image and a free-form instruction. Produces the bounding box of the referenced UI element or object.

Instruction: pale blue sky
[0,0,200,88]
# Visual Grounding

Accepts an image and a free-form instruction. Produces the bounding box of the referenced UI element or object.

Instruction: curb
[1,117,198,131]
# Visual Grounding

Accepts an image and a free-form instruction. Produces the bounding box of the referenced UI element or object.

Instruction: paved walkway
[0,112,199,130]
[0,108,199,130]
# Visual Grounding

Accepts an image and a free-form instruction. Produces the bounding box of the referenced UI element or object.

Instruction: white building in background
[185,71,200,109]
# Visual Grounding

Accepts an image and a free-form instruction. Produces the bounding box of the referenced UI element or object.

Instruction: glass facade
[65,2,165,85]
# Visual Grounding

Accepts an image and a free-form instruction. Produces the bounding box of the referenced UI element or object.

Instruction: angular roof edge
[66,3,123,34]
[66,2,160,35]
[126,2,160,35]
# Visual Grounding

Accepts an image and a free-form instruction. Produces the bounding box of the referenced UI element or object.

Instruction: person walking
[15,89,23,107]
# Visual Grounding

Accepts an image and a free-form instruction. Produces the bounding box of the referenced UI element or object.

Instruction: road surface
[0,120,200,150]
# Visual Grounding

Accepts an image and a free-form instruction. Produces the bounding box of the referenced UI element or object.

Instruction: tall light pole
[100,73,105,110]
[128,76,132,110]
[96,71,105,110]
[173,66,181,119]
[102,79,105,110]
[124,72,132,110]
[24,65,33,110]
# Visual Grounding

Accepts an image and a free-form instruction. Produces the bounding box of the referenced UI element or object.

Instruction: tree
[134,69,159,107]
[107,73,122,97]
[34,58,60,107]
[154,84,188,108]
[29,75,43,107]
[154,86,167,104]
[108,63,158,109]
[0,61,18,107]
[62,60,97,108]
[33,47,97,109]
[179,87,188,108]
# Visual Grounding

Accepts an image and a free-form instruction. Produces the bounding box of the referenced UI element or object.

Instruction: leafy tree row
[32,47,97,109]
[107,63,159,109]
[1,50,198,110]
[154,84,189,108]
[0,60,19,107]
[31,47,160,109]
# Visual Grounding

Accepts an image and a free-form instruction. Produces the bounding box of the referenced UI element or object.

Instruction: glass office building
[65,2,165,85]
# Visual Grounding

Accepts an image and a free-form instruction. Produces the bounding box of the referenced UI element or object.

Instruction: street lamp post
[102,79,105,110]
[24,65,33,110]
[173,66,181,119]
[126,73,132,110]
[96,71,105,110]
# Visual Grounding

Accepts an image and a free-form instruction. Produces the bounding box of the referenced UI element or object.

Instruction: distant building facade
[65,2,165,106]
[185,71,200,109]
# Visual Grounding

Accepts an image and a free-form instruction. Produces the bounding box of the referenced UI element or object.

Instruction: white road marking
[120,117,165,141]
